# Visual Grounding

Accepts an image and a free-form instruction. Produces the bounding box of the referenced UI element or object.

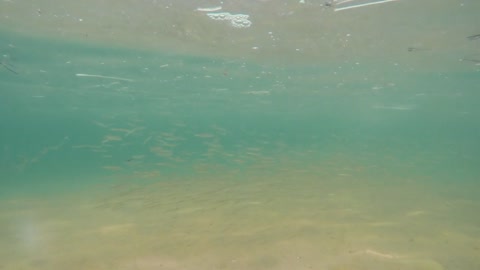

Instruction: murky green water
[1,1,480,269]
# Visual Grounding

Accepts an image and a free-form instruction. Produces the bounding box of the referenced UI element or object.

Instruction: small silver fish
[467,34,480,40]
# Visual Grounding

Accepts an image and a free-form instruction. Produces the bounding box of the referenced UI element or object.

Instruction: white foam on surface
[206,12,252,28]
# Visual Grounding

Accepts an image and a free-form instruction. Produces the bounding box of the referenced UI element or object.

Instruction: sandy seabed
[1,165,479,270]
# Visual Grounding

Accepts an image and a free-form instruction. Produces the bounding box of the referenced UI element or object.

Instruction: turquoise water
[1,1,480,269]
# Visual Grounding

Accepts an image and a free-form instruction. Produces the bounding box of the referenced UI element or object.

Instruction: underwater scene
[1,0,480,269]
